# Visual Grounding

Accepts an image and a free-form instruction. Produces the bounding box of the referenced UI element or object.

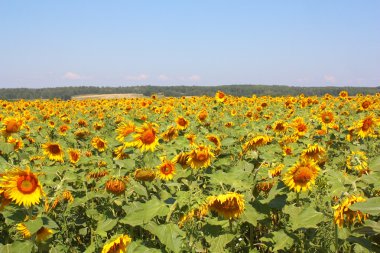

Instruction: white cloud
[323,75,336,83]
[189,75,201,81]
[158,74,169,81]
[126,74,148,81]
[63,72,82,80]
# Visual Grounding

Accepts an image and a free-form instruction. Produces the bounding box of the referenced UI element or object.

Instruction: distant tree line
[0,85,379,100]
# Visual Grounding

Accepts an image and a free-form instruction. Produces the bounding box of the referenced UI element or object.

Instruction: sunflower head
[101,234,132,253]
[91,137,107,152]
[346,151,369,175]
[0,167,44,208]
[283,158,320,192]
[1,117,24,135]
[116,121,135,142]
[301,144,326,164]
[175,116,189,130]
[134,169,156,182]
[215,91,227,103]
[207,192,245,219]
[333,195,368,228]
[68,148,81,164]
[198,110,208,122]
[161,126,178,142]
[157,160,176,181]
[133,123,159,152]
[106,178,126,195]
[42,142,64,162]
[187,145,215,169]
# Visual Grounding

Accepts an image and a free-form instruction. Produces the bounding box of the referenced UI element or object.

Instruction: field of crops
[0,91,379,252]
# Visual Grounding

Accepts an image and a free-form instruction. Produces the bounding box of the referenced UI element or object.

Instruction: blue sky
[0,1,379,88]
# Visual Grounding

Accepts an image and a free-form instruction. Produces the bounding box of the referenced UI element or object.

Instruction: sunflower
[42,142,64,162]
[242,135,273,153]
[1,116,24,136]
[175,116,189,130]
[106,178,126,195]
[179,204,209,228]
[355,114,379,139]
[0,167,44,207]
[134,169,156,182]
[161,126,178,142]
[101,234,132,253]
[91,137,107,152]
[215,91,227,103]
[207,192,245,219]
[197,110,208,122]
[187,145,214,169]
[272,120,288,134]
[301,144,326,165]
[58,125,70,136]
[333,195,368,228]
[7,136,24,152]
[113,145,129,160]
[132,123,159,152]
[292,117,308,136]
[116,121,135,142]
[339,90,349,98]
[283,158,320,192]
[268,164,284,178]
[172,152,190,168]
[16,223,31,238]
[36,227,54,242]
[157,159,176,181]
[206,134,221,148]
[185,133,196,145]
[319,110,335,129]
[346,151,369,174]
[68,148,80,164]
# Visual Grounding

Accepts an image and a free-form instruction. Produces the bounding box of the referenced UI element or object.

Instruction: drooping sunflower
[36,227,54,242]
[0,167,44,207]
[68,148,81,164]
[7,136,24,152]
[346,151,369,174]
[134,169,156,182]
[175,116,189,130]
[106,178,126,195]
[42,142,64,162]
[161,125,178,142]
[283,158,320,192]
[187,145,215,169]
[206,134,221,149]
[172,152,190,168]
[116,121,135,142]
[101,234,132,253]
[355,114,379,139]
[242,135,273,153]
[157,159,176,181]
[333,195,368,228]
[268,164,284,178]
[16,223,31,239]
[272,120,288,134]
[207,192,245,219]
[132,123,159,152]
[91,137,107,152]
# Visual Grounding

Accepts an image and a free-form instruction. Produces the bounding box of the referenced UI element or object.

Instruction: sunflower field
[0,91,380,253]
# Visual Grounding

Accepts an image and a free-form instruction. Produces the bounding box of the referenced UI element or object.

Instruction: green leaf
[127,241,161,253]
[0,142,14,154]
[206,234,235,253]
[271,230,294,252]
[240,204,258,226]
[24,217,44,234]
[284,205,324,230]
[0,241,33,253]
[143,222,185,253]
[350,197,380,215]
[120,198,169,226]
[96,218,118,236]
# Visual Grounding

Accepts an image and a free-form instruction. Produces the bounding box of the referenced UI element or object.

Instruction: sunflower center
[197,152,208,161]
[97,141,105,148]
[322,113,333,123]
[298,124,307,132]
[362,101,370,109]
[17,175,38,194]
[70,152,79,161]
[178,118,187,126]
[293,166,313,184]
[161,165,173,175]
[362,118,373,131]
[49,144,61,154]
[6,119,19,133]
[141,129,155,144]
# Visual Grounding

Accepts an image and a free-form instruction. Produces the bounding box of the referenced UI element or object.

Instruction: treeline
[0,85,379,100]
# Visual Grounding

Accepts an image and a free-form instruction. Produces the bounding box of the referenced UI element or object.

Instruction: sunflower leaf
[0,241,33,253]
[206,233,235,253]
[143,222,185,253]
[24,217,43,234]
[350,197,380,215]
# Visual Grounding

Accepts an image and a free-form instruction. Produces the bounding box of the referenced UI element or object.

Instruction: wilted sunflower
[242,135,273,152]
[134,169,156,182]
[161,126,178,142]
[355,114,379,139]
[206,134,221,148]
[157,159,176,180]
[42,142,64,162]
[207,192,245,219]
[346,151,369,174]
[272,120,288,134]
[91,137,107,152]
[116,121,135,142]
[172,152,190,168]
[132,123,159,152]
[175,116,189,130]
[7,136,24,152]
[333,195,368,228]
[187,145,215,169]
[68,148,80,164]
[179,204,209,228]
[106,178,126,195]
[101,234,132,253]
[0,167,44,207]
[283,158,320,192]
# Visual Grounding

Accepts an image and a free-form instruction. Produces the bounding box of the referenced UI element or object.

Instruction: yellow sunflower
[157,159,176,181]
[42,142,64,162]
[215,91,227,103]
[283,158,320,192]
[134,169,156,182]
[106,178,126,195]
[116,121,135,142]
[68,148,81,164]
[197,110,208,122]
[206,134,221,149]
[346,151,369,174]
[355,114,379,139]
[242,135,273,153]
[1,116,24,136]
[161,126,178,142]
[7,136,24,152]
[101,234,132,253]
[36,227,54,242]
[0,167,44,207]
[207,192,245,219]
[187,145,215,169]
[272,120,288,134]
[319,110,335,129]
[132,123,159,152]
[333,195,368,228]
[172,152,190,168]
[175,116,189,130]
[301,144,326,165]
[91,137,107,152]
[16,223,31,238]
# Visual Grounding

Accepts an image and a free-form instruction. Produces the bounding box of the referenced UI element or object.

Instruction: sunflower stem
[334,223,339,252]
[296,192,300,206]
[229,219,233,233]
